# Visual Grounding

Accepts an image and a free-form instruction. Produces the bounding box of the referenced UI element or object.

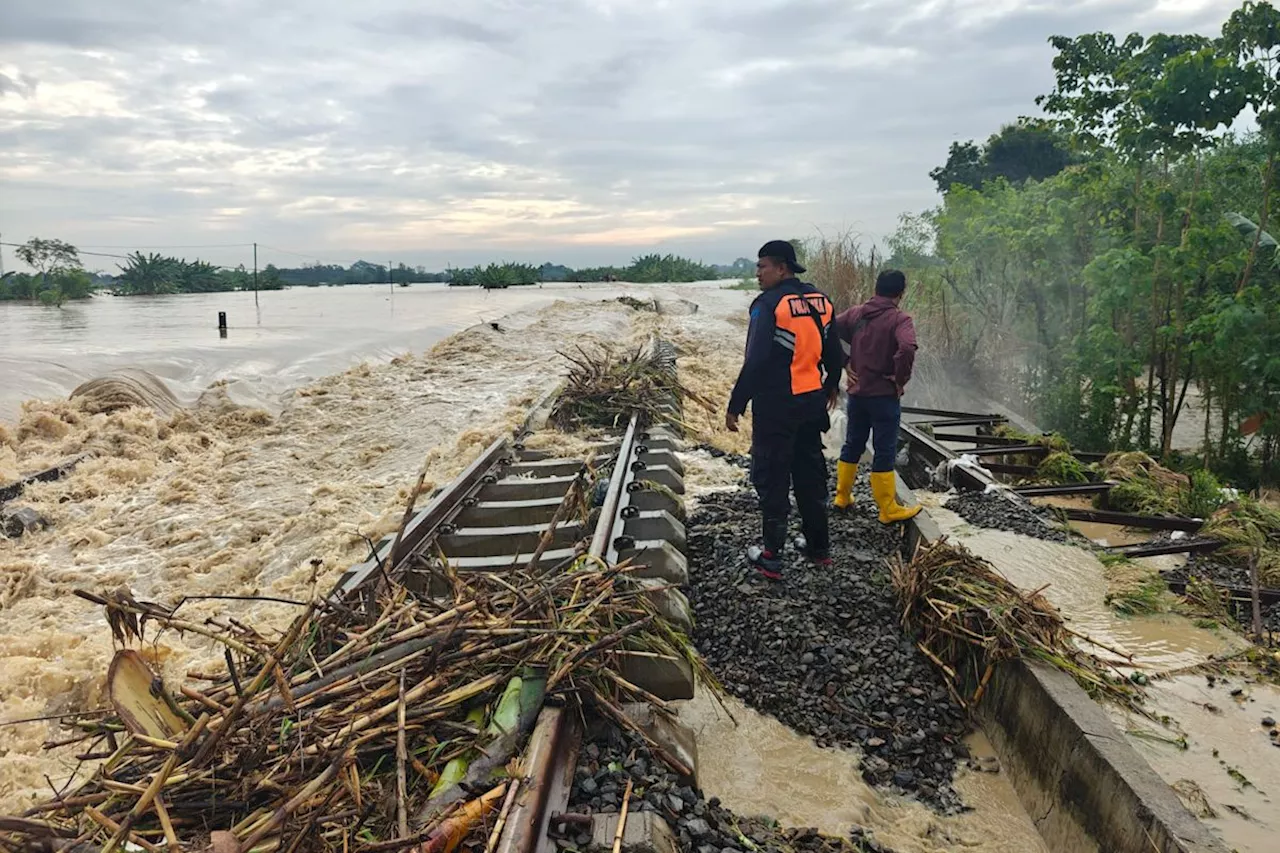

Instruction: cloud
[0,0,1248,268]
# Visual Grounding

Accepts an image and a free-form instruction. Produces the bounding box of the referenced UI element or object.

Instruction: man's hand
[896,383,905,399]
[725,411,740,433]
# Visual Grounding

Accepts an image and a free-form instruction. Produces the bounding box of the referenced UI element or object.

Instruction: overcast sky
[0,0,1241,271]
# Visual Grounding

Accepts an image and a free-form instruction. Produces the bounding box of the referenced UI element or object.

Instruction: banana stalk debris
[1,558,711,853]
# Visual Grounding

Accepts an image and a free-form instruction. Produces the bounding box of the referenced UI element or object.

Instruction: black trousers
[749,394,830,556]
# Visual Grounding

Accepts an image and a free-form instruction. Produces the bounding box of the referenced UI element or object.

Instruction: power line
[75,242,255,250]
[0,241,131,260]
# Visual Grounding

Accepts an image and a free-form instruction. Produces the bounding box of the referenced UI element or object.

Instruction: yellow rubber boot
[833,461,857,512]
[870,471,921,524]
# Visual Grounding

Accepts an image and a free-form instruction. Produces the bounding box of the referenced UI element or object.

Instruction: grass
[994,424,1072,453]
[1101,555,1171,616]
[1037,451,1090,484]
[1202,497,1280,587]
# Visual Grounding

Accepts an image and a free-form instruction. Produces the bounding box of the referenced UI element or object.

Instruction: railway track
[325,340,696,853]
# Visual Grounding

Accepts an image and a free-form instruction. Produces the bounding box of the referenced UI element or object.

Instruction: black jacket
[728,278,843,417]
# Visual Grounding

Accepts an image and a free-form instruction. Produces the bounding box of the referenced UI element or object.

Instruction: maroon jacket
[834,296,917,397]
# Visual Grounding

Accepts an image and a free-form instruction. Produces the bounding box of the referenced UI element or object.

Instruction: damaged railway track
[0,337,708,853]
[323,350,699,853]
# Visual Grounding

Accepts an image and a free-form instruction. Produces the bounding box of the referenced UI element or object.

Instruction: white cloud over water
[0,0,1241,269]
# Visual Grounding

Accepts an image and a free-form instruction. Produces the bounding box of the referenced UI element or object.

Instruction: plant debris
[549,344,714,432]
[1203,498,1280,588]
[0,559,711,853]
[891,539,1150,716]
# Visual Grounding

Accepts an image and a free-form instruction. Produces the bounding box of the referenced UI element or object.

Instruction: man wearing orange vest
[831,269,921,524]
[726,240,843,580]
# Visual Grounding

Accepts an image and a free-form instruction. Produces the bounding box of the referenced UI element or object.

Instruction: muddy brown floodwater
[922,492,1278,852]
[676,692,1048,853]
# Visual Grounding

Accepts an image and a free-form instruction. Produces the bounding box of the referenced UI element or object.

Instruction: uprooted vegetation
[892,538,1151,717]
[548,344,714,432]
[0,559,712,852]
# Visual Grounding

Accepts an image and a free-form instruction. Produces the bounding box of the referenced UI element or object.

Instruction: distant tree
[623,253,719,282]
[258,264,284,290]
[15,237,81,278]
[929,141,988,194]
[52,269,95,300]
[115,252,179,295]
[176,259,226,293]
[539,262,573,281]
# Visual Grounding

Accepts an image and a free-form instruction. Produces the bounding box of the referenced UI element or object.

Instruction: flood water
[0,281,674,425]
[676,692,1048,853]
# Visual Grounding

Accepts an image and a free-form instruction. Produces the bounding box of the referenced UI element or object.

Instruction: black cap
[758,239,805,274]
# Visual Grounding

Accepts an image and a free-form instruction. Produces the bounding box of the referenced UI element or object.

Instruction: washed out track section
[686,475,971,813]
[329,372,709,853]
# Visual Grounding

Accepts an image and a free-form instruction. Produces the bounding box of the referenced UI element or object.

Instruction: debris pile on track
[561,721,897,853]
[1202,499,1280,588]
[549,344,714,431]
[942,490,1069,543]
[0,561,707,853]
[686,488,970,813]
[1095,451,1197,515]
[892,539,1148,715]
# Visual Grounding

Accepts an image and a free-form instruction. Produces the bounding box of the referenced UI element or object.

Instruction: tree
[929,122,1072,194]
[115,252,179,296]
[929,141,986,193]
[15,237,81,278]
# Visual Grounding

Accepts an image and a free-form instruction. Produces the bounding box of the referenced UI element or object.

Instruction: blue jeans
[840,395,900,472]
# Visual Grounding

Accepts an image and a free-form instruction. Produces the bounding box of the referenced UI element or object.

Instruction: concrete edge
[899,488,1230,853]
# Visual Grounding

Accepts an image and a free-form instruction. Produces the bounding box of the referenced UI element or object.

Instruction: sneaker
[746,545,783,580]
[792,535,833,567]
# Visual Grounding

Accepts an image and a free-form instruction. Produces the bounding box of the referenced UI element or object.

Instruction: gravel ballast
[943,490,1069,543]
[685,486,971,813]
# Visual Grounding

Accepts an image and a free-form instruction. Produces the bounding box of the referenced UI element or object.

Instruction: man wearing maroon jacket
[831,269,921,523]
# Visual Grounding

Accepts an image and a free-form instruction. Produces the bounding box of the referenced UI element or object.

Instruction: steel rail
[497,411,643,853]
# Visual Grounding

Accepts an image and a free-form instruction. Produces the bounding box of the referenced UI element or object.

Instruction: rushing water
[0,282,691,425]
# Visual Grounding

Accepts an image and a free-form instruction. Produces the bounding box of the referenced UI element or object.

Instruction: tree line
[885,0,1280,487]
[1,239,743,302]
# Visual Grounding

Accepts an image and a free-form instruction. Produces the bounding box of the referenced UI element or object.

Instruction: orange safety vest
[772,290,834,396]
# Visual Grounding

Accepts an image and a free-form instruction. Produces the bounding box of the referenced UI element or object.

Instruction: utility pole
[389,260,393,292]
[253,242,259,308]
[0,232,5,277]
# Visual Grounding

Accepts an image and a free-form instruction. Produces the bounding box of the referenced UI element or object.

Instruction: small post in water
[218,311,228,338]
